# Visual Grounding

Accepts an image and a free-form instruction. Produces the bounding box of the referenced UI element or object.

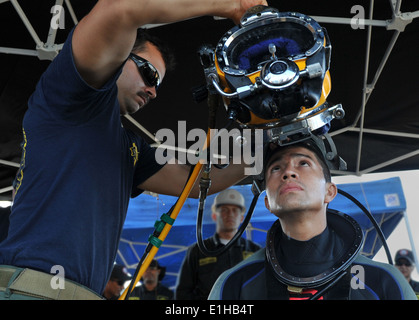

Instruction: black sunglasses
[396,261,412,267]
[129,53,160,89]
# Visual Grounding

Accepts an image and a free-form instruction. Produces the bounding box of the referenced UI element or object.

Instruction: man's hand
[228,0,269,24]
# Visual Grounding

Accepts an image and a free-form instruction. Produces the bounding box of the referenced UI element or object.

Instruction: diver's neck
[278,211,327,241]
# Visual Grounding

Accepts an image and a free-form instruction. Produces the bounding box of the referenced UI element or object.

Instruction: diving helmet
[199,5,344,145]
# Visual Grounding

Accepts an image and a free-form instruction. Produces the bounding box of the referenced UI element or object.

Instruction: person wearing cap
[176,189,261,300]
[209,141,417,300]
[129,259,173,300]
[103,264,132,300]
[395,249,419,296]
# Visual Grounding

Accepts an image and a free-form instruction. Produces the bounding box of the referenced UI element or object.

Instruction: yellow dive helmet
[199,6,345,145]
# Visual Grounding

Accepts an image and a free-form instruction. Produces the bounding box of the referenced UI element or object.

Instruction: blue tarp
[116,177,406,290]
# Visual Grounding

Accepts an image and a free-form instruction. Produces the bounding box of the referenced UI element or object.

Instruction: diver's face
[264,146,336,218]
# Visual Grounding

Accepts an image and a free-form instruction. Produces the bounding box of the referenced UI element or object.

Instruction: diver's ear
[264,195,271,212]
[325,182,337,204]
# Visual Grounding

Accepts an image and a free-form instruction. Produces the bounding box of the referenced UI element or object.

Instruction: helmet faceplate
[201,6,344,142]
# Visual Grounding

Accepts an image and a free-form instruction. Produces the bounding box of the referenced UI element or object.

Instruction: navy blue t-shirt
[0,29,164,295]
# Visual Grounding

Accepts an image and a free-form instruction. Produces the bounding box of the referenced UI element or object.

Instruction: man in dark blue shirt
[0,0,266,300]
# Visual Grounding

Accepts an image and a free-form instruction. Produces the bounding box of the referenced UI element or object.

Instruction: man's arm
[138,161,249,198]
[72,0,267,89]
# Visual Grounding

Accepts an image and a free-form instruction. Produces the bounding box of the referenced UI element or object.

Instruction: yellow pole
[119,130,211,300]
